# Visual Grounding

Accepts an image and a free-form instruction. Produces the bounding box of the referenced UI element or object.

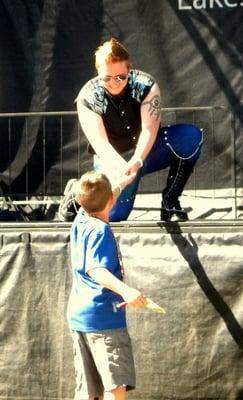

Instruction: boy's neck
[85,197,113,224]
[88,210,109,224]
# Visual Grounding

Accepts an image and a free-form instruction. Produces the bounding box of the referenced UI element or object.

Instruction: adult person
[67,171,148,400]
[59,38,203,222]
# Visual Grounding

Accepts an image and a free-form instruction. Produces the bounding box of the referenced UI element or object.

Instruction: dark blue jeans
[95,124,203,222]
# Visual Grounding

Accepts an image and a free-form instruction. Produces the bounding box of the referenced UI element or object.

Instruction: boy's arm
[88,267,147,308]
[111,171,136,200]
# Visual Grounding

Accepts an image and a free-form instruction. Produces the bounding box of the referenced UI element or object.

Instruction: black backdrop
[0,0,242,195]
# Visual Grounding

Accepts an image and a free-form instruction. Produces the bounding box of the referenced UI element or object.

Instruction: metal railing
[0,107,242,220]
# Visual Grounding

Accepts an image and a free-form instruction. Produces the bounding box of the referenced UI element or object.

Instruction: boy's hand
[112,172,137,198]
[124,156,143,177]
[122,287,148,308]
[118,172,136,190]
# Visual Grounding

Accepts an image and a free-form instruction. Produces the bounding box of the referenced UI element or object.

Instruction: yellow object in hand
[145,297,166,314]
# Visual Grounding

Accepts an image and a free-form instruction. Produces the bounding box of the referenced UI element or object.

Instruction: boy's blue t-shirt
[67,212,126,332]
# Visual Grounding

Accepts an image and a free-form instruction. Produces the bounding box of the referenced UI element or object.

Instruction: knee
[109,197,135,222]
[183,123,203,164]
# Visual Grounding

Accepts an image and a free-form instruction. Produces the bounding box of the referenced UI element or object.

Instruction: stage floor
[130,189,243,221]
[0,189,243,228]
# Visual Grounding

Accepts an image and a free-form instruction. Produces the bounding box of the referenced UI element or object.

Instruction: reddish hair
[95,38,131,70]
[76,171,112,213]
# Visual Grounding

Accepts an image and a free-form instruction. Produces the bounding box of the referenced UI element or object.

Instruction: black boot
[160,157,194,222]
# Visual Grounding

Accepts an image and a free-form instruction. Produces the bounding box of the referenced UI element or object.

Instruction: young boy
[67,171,148,400]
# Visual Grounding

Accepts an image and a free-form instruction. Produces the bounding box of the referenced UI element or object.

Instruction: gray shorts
[71,328,136,399]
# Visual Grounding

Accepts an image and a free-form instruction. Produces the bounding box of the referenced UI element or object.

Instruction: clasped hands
[97,154,143,192]
[114,155,143,191]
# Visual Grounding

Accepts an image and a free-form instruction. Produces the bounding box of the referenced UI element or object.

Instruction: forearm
[94,140,127,171]
[88,267,130,298]
[87,267,146,307]
[123,127,158,177]
[133,127,158,162]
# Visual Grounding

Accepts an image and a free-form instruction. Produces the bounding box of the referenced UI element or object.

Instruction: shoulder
[85,220,116,256]
[128,69,156,102]
[76,77,107,114]
[129,69,156,86]
[75,215,112,238]
[91,218,112,236]
[77,76,103,99]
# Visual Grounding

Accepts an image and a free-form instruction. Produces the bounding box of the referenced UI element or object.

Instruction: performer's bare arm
[125,82,162,175]
[77,101,128,174]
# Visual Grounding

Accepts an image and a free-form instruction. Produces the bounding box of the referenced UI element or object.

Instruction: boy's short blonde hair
[76,171,112,213]
[95,37,131,70]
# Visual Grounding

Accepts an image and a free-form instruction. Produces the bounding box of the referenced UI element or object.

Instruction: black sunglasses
[101,74,128,83]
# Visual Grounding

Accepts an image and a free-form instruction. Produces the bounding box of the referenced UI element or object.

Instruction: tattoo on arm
[142,95,162,120]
